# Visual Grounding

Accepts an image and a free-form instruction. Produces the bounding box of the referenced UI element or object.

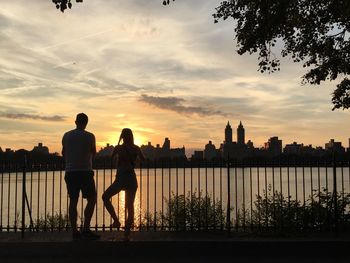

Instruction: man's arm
[91,134,97,159]
[61,134,65,157]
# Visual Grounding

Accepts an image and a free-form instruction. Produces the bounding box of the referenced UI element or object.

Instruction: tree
[52,0,83,13]
[53,0,350,110]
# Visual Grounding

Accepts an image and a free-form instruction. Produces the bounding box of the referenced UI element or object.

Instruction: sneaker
[72,231,81,241]
[81,230,100,240]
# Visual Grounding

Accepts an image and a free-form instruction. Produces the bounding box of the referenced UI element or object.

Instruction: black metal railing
[0,159,349,236]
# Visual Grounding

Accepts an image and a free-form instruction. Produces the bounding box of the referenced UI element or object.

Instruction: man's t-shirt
[62,129,96,172]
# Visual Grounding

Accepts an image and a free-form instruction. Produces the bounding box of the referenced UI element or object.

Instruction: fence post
[21,155,27,239]
[333,152,338,237]
[226,155,231,236]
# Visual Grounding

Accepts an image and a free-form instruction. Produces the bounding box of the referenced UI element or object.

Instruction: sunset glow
[0,0,349,155]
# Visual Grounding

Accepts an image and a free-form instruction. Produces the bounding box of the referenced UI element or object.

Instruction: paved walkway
[0,232,349,262]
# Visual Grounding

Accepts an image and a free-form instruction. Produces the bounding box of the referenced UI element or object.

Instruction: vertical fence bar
[37,165,41,231]
[242,162,246,231]
[273,161,276,232]
[249,163,253,230]
[234,161,238,231]
[220,159,223,231]
[257,165,260,229]
[15,165,18,231]
[169,162,172,230]
[205,161,208,230]
[264,163,268,229]
[176,160,179,231]
[147,160,150,230]
[59,166,62,231]
[0,164,3,231]
[333,153,338,236]
[110,161,113,230]
[183,160,186,231]
[51,164,55,231]
[154,161,157,230]
[302,163,306,207]
[226,158,231,236]
[161,161,164,230]
[95,167,98,231]
[102,162,106,231]
[197,162,200,231]
[287,161,290,228]
[7,164,10,232]
[294,163,297,227]
[21,158,26,238]
[190,160,193,231]
[44,165,48,231]
[139,162,142,231]
[29,164,33,232]
[212,162,215,230]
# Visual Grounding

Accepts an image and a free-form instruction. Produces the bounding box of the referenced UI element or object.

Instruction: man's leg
[69,197,79,233]
[84,194,96,231]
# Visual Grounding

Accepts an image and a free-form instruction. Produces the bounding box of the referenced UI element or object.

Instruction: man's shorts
[64,170,96,199]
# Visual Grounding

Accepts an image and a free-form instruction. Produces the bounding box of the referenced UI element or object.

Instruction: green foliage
[52,0,83,13]
[162,191,226,231]
[140,191,226,231]
[249,187,350,232]
[213,0,350,109]
[34,213,70,231]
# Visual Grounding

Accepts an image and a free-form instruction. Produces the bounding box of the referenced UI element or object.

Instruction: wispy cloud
[139,94,230,117]
[0,112,66,122]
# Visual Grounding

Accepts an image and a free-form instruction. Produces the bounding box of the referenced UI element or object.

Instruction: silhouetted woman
[102,128,145,240]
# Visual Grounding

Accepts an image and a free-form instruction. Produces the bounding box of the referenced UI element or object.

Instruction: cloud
[0,112,66,122]
[139,94,230,117]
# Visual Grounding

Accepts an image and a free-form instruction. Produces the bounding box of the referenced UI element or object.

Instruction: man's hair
[76,113,88,125]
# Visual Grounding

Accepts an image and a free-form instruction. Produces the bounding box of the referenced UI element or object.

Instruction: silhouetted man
[62,113,100,240]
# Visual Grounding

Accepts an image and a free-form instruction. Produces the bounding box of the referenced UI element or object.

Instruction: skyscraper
[225,121,232,144]
[237,121,245,146]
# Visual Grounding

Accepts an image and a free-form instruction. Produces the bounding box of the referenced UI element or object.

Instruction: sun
[133,136,146,146]
[103,132,147,147]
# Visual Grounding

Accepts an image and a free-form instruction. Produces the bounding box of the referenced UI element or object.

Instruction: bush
[250,187,350,232]
[33,213,69,231]
[162,191,226,231]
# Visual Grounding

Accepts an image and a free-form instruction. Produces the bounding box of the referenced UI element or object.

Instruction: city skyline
[1,120,349,158]
[1,1,350,154]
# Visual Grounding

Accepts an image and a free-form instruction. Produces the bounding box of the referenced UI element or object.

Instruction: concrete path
[0,232,349,262]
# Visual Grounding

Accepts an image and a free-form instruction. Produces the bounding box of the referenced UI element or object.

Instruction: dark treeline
[0,155,350,172]
[0,151,349,172]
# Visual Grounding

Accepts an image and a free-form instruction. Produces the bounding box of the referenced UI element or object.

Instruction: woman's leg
[102,181,122,226]
[125,188,137,235]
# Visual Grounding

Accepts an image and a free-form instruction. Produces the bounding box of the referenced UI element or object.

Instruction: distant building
[141,138,185,160]
[97,143,114,157]
[32,143,49,155]
[225,121,232,144]
[192,151,204,160]
[204,141,217,161]
[246,140,254,149]
[265,137,282,157]
[237,121,245,146]
[325,139,345,154]
[221,121,249,160]
[284,142,303,155]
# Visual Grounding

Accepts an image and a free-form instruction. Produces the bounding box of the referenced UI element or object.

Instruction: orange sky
[0,1,349,155]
